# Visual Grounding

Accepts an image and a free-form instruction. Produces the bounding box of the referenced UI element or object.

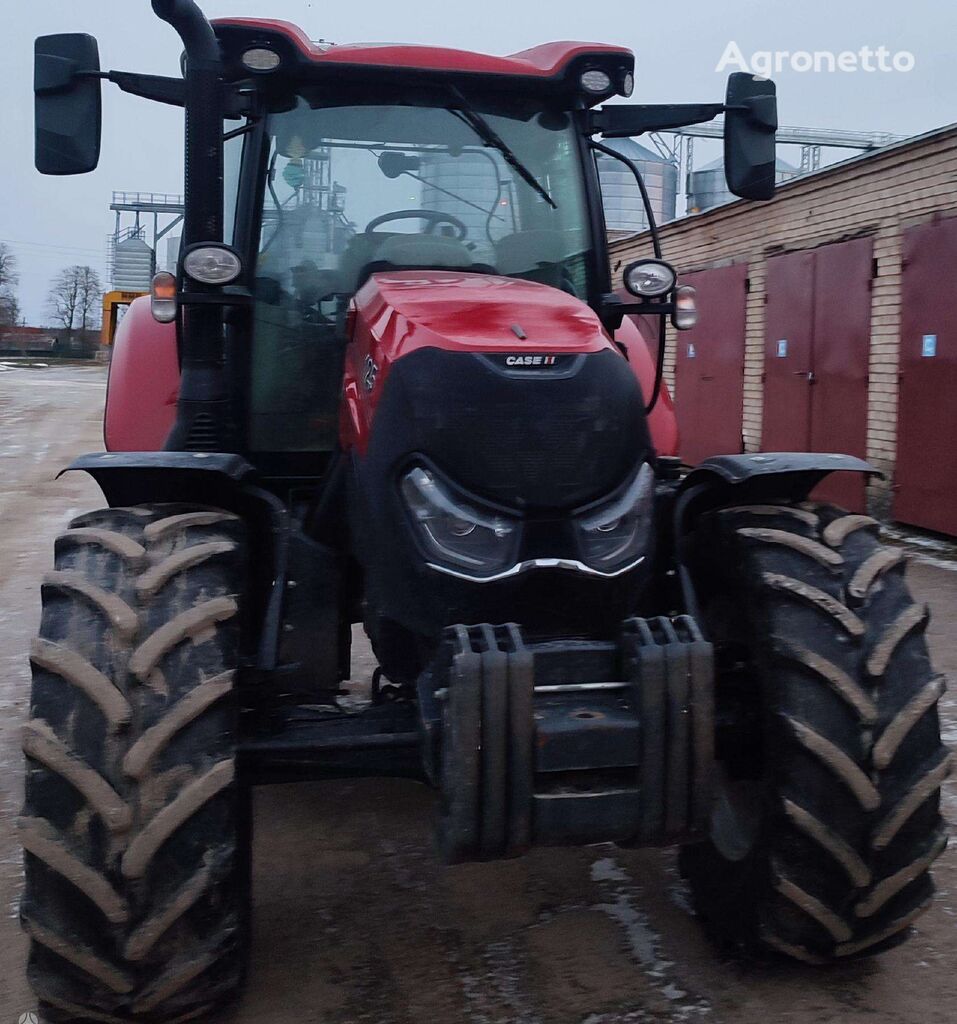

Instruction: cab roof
[212,18,634,104]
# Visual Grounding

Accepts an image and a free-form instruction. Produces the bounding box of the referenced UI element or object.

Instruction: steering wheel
[364,209,468,240]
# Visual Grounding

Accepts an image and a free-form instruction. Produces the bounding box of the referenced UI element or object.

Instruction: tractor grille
[369,347,651,510]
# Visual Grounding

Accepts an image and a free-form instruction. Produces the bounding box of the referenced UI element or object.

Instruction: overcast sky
[5,0,955,324]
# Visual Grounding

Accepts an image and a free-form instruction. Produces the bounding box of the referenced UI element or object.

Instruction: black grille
[372,347,650,510]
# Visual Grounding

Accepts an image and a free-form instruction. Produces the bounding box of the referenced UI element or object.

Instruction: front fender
[681,452,880,504]
[671,452,880,623]
[62,451,256,508]
[62,452,283,667]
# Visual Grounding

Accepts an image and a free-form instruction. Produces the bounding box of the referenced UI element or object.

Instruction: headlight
[401,467,518,578]
[576,462,655,571]
[182,245,242,286]
[623,259,676,298]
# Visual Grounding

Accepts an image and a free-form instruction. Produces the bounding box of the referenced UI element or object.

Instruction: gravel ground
[0,362,953,1024]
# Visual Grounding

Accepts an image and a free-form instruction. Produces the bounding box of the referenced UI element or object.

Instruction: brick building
[608,123,957,532]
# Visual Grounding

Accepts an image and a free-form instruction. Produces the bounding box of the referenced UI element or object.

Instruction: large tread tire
[680,502,950,964]
[21,504,249,1022]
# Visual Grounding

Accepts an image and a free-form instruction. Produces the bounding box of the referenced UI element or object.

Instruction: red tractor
[27,2,948,1020]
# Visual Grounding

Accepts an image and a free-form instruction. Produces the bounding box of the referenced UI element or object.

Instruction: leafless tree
[46,265,102,338]
[0,242,20,328]
[0,290,21,329]
[0,242,17,291]
[76,265,102,332]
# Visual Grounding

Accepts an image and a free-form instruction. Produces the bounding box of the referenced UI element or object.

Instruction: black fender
[680,452,879,502]
[62,451,258,507]
[671,452,880,623]
[61,452,340,699]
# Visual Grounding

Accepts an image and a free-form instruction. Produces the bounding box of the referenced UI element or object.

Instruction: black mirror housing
[34,34,102,175]
[724,72,777,201]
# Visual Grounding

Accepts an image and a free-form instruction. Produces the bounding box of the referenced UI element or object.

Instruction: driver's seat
[338,232,476,293]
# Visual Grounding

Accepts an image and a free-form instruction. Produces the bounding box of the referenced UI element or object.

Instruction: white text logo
[716,41,916,76]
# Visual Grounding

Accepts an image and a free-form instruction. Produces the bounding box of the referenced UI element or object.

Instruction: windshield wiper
[446,86,557,210]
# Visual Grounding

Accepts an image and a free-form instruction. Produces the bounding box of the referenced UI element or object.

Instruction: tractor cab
[212,26,648,463]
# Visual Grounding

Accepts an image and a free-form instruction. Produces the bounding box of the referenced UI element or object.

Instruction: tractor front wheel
[681,502,950,963]
[21,504,249,1021]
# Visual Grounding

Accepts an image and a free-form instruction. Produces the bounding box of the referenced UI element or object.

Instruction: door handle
[793,370,815,383]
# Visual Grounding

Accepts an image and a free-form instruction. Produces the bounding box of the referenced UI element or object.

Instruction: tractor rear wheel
[681,501,950,963]
[21,504,249,1021]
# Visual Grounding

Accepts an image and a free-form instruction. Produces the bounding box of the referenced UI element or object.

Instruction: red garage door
[894,215,957,535]
[762,239,873,512]
[675,264,748,466]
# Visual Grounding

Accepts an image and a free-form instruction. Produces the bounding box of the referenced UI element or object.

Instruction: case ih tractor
[26,1,949,1020]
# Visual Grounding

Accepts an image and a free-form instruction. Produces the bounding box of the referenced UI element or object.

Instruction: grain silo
[687,156,800,214]
[111,235,154,291]
[596,138,678,234]
[418,149,510,256]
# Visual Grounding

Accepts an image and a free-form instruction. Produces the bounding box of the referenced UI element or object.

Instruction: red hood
[354,271,613,357]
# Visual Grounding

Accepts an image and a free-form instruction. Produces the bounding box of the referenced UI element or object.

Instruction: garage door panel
[675,264,748,466]
[762,251,815,452]
[810,237,872,512]
[763,242,871,514]
[894,215,957,534]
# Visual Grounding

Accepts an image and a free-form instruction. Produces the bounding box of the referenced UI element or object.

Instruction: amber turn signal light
[150,271,178,324]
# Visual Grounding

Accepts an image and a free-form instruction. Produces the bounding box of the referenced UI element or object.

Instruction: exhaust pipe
[152,0,230,451]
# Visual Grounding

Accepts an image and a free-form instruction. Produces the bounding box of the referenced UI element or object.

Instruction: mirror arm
[588,103,725,137]
[724,99,778,131]
[107,70,186,107]
[39,65,186,108]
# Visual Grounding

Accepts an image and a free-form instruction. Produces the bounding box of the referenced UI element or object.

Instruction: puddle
[588,853,711,1020]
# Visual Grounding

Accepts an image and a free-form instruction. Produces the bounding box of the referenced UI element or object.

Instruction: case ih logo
[504,354,558,367]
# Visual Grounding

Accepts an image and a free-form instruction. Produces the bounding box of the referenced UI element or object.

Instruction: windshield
[247,97,596,453]
[257,98,594,301]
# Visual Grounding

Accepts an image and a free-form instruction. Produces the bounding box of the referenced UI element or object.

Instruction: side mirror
[724,72,777,201]
[35,34,102,175]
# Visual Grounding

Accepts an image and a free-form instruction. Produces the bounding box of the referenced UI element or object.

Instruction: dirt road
[1,362,954,1024]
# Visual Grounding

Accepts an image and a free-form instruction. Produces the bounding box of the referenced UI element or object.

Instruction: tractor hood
[346,270,656,637]
[346,267,652,508]
[353,271,615,359]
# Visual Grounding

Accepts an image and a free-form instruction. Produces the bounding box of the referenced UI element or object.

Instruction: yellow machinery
[101,289,147,345]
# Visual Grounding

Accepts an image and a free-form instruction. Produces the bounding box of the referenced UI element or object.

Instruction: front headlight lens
[401,467,517,577]
[576,462,655,570]
[623,259,676,298]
